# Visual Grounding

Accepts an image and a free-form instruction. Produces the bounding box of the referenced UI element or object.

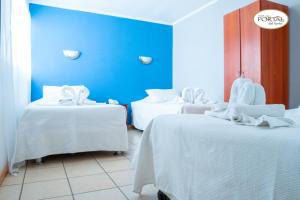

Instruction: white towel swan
[181,87,208,104]
[60,85,94,105]
[77,86,90,105]
[181,87,194,104]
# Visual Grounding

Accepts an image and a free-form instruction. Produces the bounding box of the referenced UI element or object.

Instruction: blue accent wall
[30,4,173,113]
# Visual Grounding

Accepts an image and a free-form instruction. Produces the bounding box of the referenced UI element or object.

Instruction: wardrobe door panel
[240,1,261,83]
[260,0,289,107]
[224,9,241,102]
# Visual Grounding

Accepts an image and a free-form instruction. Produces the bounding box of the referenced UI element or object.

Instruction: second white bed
[12,100,128,169]
[131,98,184,130]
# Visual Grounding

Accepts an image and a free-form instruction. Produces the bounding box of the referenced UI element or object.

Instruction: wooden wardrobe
[224,0,289,107]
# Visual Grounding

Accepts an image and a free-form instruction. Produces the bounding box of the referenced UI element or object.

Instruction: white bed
[133,109,300,200]
[13,100,128,167]
[131,98,184,130]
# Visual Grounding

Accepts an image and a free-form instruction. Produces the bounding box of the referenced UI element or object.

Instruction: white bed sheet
[13,100,128,167]
[131,99,184,130]
[133,110,300,200]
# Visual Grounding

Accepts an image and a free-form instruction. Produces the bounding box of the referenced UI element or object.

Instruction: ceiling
[29,0,218,25]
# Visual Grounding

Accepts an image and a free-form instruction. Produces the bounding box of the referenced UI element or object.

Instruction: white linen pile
[206,104,293,128]
[205,78,293,128]
[41,85,96,106]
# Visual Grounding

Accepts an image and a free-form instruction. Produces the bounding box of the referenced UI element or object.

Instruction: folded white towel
[228,104,285,119]
[205,104,293,128]
[60,86,77,105]
[237,82,256,105]
[232,114,294,128]
[229,78,267,106]
[254,83,266,105]
[193,88,205,103]
[205,110,228,120]
[61,86,76,99]
[180,104,213,114]
[60,85,90,105]
[211,103,228,112]
[181,87,194,104]
[77,86,90,105]
[229,78,253,104]
[181,87,209,104]
[59,98,75,106]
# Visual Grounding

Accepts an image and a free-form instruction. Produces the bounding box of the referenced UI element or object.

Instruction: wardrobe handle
[236,70,241,77]
[241,72,245,78]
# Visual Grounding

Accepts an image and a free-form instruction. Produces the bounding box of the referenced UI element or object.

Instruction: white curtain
[0,0,31,172]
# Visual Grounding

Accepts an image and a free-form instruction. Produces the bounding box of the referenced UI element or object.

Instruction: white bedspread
[13,100,128,167]
[131,99,184,130]
[133,110,300,200]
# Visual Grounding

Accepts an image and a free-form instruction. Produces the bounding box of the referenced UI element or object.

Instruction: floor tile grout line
[26,165,64,171]
[67,172,106,180]
[71,186,118,196]
[22,177,69,185]
[104,168,134,174]
[106,172,130,200]
[92,154,130,200]
[19,161,28,200]
[16,130,139,200]
[62,159,75,200]
[18,160,133,186]
[39,194,72,200]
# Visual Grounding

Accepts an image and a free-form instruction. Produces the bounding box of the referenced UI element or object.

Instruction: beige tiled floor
[0,129,158,200]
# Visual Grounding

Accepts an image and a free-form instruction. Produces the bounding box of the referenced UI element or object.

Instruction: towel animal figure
[229,78,266,105]
[60,85,95,106]
[194,88,210,104]
[77,86,90,105]
[181,87,208,104]
[205,78,293,128]
[181,87,194,104]
[60,86,77,105]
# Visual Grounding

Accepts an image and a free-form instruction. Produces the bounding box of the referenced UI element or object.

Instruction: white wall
[0,3,8,173]
[0,138,7,173]
[173,0,300,108]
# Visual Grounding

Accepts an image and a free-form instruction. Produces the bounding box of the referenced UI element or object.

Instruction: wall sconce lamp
[63,50,81,60]
[139,56,153,65]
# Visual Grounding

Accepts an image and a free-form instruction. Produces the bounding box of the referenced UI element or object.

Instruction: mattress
[12,100,128,168]
[131,99,184,130]
[133,109,300,200]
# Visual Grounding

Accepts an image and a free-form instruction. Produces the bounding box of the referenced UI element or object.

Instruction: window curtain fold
[0,0,31,172]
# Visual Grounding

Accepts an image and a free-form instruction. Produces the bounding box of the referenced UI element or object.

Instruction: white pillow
[145,89,178,103]
[43,86,62,101]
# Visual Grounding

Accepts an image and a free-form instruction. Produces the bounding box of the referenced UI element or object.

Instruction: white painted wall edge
[172,0,220,25]
[30,0,221,26]
[29,1,173,26]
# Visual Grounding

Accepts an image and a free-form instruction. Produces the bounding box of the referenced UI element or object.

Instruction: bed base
[157,191,170,200]
[34,151,123,164]
[114,151,124,155]
[35,158,43,164]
